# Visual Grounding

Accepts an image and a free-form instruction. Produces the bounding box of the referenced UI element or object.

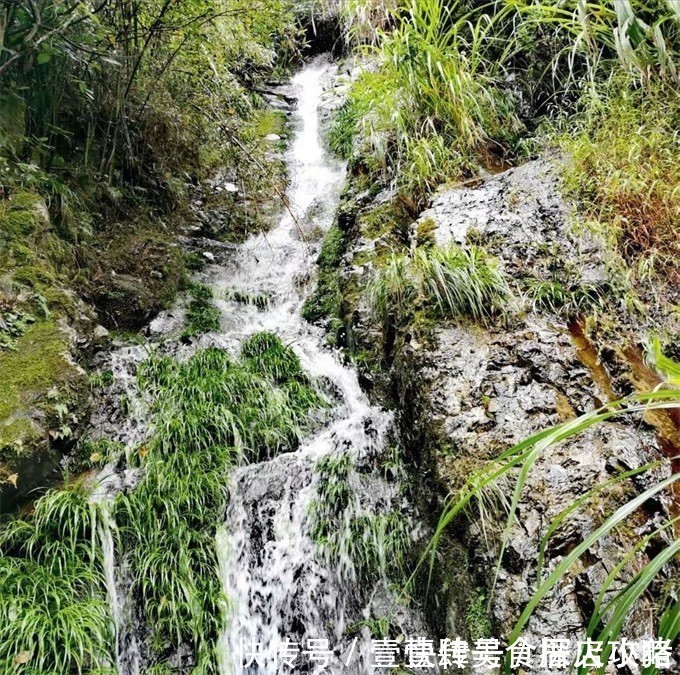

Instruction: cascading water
[92,55,429,674]
[208,56,427,675]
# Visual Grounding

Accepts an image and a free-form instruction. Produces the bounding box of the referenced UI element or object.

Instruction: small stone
[202,251,216,262]
[224,182,238,193]
[264,133,281,142]
[93,324,109,340]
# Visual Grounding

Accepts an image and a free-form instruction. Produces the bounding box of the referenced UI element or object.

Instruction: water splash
[91,55,427,674]
[211,57,426,675]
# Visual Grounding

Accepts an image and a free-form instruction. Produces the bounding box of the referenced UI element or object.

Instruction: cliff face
[330,155,678,652]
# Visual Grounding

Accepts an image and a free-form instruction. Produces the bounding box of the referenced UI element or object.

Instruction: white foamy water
[95,55,426,675]
[211,57,403,675]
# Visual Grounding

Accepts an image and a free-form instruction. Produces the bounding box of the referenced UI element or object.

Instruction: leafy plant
[368,243,510,331]
[526,278,608,316]
[119,335,324,669]
[0,481,113,672]
[418,389,680,671]
[560,79,680,280]
[183,282,221,338]
[342,0,520,203]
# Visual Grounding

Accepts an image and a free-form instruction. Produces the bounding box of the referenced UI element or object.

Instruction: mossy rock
[0,191,48,241]
[0,319,89,511]
[86,225,183,329]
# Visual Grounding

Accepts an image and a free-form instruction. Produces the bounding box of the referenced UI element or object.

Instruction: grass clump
[120,334,324,669]
[561,81,680,283]
[342,0,520,205]
[328,100,360,159]
[309,452,411,586]
[226,289,271,309]
[525,279,608,317]
[368,244,510,331]
[0,481,113,672]
[182,282,221,338]
[302,225,346,325]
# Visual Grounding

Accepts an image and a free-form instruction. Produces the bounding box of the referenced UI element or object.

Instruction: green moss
[182,282,221,337]
[415,217,437,248]
[0,320,76,463]
[465,587,492,641]
[253,108,288,140]
[0,192,44,241]
[358,202,410,241]
[302,225,345,324]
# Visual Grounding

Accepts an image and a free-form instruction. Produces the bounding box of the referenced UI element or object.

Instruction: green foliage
[226,289,272,309]
[342,0,520,203]
[368,243,510,331]
[509,0,680,86]
[121,335,323,669]
[465,587,492,642]
[525,279,607,316]
[241,331,303,382]
[0,481,113,673]
[646,337,680,387]
[302,225,346,324]
[328,100,360,159]
[89,370,114,389]
[560,80,680,280]
[183,282,221,338]
[418,389,680,670]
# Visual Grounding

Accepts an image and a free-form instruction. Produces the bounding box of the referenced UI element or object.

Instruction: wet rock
[415,158,608,285]
[93,324,110,340]
[337,155,676,663]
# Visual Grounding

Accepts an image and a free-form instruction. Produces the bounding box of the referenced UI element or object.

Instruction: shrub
[0,481,113,672]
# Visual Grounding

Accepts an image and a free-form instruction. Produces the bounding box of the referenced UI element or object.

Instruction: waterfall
[94,55,428,674]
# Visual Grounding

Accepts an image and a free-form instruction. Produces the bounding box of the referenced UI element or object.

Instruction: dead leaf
[15,651,31,665]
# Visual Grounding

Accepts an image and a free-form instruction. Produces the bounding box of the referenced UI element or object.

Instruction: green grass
[560,80,680,282]
[342,0,520,204]
[302,225,345,325]
[368,243,510,332]
[525,278,608,316]
[328,100,359,159]
[182,282,221,338]
[119,334,324,669]
[226,289,271,309]
[0,481,113,673]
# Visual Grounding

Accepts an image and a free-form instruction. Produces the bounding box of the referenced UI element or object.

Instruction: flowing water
[207,55,412,675]
[94,55,427,674]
